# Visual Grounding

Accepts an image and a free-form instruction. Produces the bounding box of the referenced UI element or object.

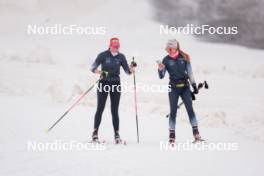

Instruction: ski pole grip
[204,81,209,89]
[130,57,137,68]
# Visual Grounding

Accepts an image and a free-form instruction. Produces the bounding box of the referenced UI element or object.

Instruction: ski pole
[132,57,140,143]
[178,81,208,108]
[45,72,107,133]
[166,81,209,118]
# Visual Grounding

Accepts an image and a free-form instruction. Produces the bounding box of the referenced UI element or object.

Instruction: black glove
[192,83,198,94]
[191,92,196,100]
[131,61,137,67]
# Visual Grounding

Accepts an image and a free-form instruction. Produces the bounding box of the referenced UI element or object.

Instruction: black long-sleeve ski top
[91,50,131,82]
[158,53,196,84]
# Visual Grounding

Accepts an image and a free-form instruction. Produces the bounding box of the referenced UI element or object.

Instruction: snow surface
[1,0,264,176]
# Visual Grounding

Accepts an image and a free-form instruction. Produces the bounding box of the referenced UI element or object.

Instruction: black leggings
[93,80,121,132]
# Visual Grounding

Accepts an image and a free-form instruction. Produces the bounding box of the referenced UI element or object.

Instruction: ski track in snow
[0,0,264,176]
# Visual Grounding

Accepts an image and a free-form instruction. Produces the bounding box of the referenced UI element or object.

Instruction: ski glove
[192,83,199,94]
[131,61,137,67]
[100,71,108,79]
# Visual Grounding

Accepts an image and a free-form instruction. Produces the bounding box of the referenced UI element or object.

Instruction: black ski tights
[93,80,121,132]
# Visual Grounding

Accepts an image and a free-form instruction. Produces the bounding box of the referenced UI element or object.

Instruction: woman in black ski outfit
[90,38,136,143]
[157,39,202,143]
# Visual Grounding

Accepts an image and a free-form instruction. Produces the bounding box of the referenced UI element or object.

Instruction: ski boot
[92,129,99,143]
[192,126,205,143]
[114,131,122,144]
[169,129,176,146]
[114,131,126,145]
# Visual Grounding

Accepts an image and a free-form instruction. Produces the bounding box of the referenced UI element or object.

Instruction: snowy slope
[1,0,264,176]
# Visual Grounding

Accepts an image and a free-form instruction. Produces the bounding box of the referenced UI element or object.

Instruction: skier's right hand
[100,71,108,78]
[94,69,101,74]
[94,69,108,78]
[158,63,165,71]
[156,60,165,71]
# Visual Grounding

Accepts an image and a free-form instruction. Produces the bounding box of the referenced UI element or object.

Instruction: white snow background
[0,0,264,176]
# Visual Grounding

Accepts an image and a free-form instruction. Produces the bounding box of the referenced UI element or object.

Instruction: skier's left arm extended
[186,63,198,94]
[186,63,196,84]
[121,55,132,75]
